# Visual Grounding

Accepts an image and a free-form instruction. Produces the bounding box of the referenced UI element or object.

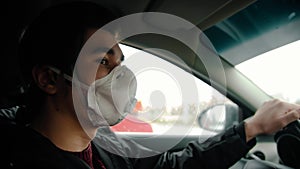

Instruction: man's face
[72,28,127,128]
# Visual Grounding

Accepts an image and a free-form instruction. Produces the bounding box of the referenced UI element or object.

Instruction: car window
[110,44,239,136]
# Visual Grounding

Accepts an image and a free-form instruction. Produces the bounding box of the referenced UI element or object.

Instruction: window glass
[236,40,300,104]
[110,44,238,136]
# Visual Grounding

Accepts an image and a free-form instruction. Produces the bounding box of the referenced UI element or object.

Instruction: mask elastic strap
[48,66,73,83]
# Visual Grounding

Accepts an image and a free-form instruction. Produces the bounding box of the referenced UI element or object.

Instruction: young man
[1,1,300,169]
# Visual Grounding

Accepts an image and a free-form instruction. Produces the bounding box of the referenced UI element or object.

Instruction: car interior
[2,0,300,168]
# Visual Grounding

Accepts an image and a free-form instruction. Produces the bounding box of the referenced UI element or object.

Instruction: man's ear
[32,65,57,94]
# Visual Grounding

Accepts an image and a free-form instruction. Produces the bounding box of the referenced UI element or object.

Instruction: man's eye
[98,58,109,65]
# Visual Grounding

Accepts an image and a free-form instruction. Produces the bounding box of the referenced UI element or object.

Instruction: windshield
[236,40,300,104]
[204,0,300,104]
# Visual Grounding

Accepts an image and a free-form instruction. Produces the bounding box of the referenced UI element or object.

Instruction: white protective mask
[87,65,137,126]
[49,65,137,126]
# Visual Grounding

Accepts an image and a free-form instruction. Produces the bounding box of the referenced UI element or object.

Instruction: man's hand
[244,99,300,142]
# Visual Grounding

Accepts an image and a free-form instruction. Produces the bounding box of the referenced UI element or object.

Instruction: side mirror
[198,104,239,133]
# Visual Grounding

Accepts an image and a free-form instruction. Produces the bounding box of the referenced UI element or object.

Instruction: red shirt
[71,143,106,169]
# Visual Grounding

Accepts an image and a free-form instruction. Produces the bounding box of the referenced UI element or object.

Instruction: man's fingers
[284,109,300,126]
[289,104,300,111]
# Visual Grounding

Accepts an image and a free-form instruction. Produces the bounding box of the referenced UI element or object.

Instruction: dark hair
[18,1,119,121]
[19,1,118,81]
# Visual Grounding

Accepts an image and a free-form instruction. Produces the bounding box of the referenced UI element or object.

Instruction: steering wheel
[274,120,300,169]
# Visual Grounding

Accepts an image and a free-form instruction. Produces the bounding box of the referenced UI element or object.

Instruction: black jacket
[0,120,256,169]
